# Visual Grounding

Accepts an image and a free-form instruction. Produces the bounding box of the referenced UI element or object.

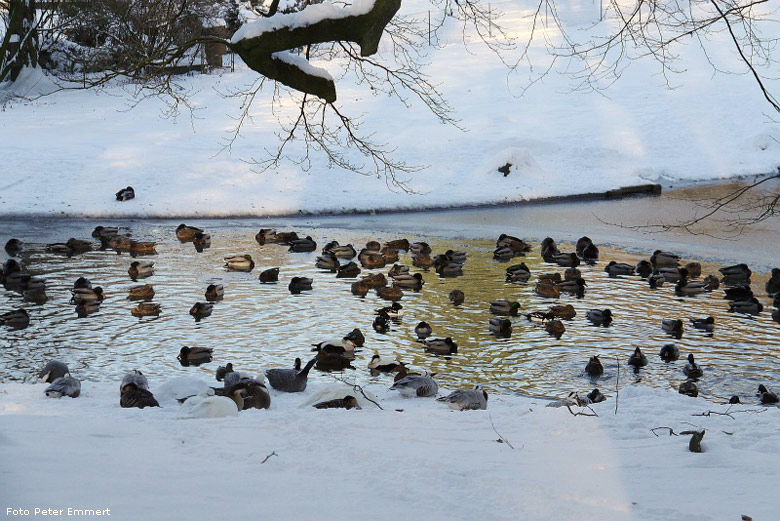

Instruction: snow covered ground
[1,1,779,217]
[1,379,778,521]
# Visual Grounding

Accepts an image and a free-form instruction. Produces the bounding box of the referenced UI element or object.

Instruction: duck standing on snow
[266,357,317,392]
[45,374,81,398]
[437,386,488,410]
[38,361,70,383]
[120,382,159,408]
[115,186,135,201]
[391,371,439,397]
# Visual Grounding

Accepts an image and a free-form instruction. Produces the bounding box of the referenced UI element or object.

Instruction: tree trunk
[1,0,39,82]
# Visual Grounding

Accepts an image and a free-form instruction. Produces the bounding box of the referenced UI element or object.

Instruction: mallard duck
[728,298,763,314]
[215,363,234,382]
[358,248,386,269]
[259,267,280,283]
[448,289,465,305]
[376,286,403,301]
[636,260,653,278]
[23,286,47,305]
[193,232,211,252]
[505,263,531,283]
[65,238,93,254]
[288,236,317,253]
[91,226,120,239]
[364,240,381,251]
[758,384,779,404]
[564,267,581,281]
[312,337,357,354]
[381,247,400,263]
[723,286,754,301]
[391,272,424,290]
[675,277,708,296]
[490,299,521,316]
[415,321,433,339]
[120,382,159,408]
[765,268,780,296]
[228,380,271,410]
[545,319,565,339]
[773,308,780,324]
[410,242,432,256]
[436,386,488,410]
[685,262,702,279]
[557,278,586,296]
[120,369,149,391]
[273,231,299,245]
[313,395,361,410]
[585,356,604,377]
[553,252,580,268]
[683,354,703,378]
[337,261,361,278]
[703,274,720,290]
[655,266,682,283]
[497,234,531,253]
[541,237,558,256]
[189,302,213,320]
[537,272,562,284]
[70,286,105,304]
[344,328,365,347]
[604,261,635,277]
[128,261,154,280]
[387,264,410,277]
[411,252,433,269]
[627,347,648,368]
[488,318,512,337]
[46,241,77,255]
[548,304,576,320]
[316,252,340,271]
[38,361,69,383]
[575,236,593,258]
[367,354,401,372]
[391,372,439,398]
[648,272,665,288]
[75,301,100,317]
[205,284,224,301]
[325,242,357,259]
[719,263,751,282]
[586,388,606,404]
[493,245,517,261]
[131,302,161,317]
[384,239,410,251]
[690,316,715,332]
[359,272,387,288]
[176,224,204,242]
[678,381,698,397]
[127,284,154,301]
[587,309,612,326]
[659,343,680,362]
[102,235,132,251]
[314,351,355,371]
[45,374,81,398]
[535,282,560,299]
[224,255,254,272]
[4,238,22,256]
[434,261,463,278]
[351,280,369,297]
[581,242,599,262]
[729,395,741,404]
[115,186,135,201]
[650,250,680,267]
[373,313,390,333]
[424,337,457,355]
[255,228,277,245]
[288,277,313,294]
[178,346,213,367]
[662,318,683,338]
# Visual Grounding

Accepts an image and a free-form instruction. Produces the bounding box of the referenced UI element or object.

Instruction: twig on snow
[261,451,278,464]
[489,413,516,449]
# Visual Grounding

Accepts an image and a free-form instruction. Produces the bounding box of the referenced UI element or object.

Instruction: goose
[205,284,224,301]
[176,224,204,242]
[497,234,531,254]
[314,351,355,371]
[719,263,751,282]
[131,302,161,317]
[215,363,234,382]
[4,238,22,256]
[120,382,160,408]
[391,272,424,290]
[313,396,361,410]
[553,252,580,268]
[384,239,410,252]
[70,287,105,304]
[678,381,698,397]
[575,236,593,258]
[448,289,465,306]
[192,232,211,252]
[358,248,386,269]
[38,361,69,383]
[288,236,317,253]
[376,286,403,301]
[586,309,612,326]
[381,247,400,263]
[586,388,606,404]
[75,301,101,317]
[650,250,680,267]
[391,372,439,398]
[690,316,715,332]
[604,261,635,277]
[557,277,586,296]
[387,264,410,277]
[627,347,648,368]
[534,282,560,299]
[228,380,271,410]
[254,228,277,245]
[728,298,763,314]
[723,287,754,301]
[410,242,432,256]
[288,277,313,294]
[120,369,149,391]
[178,346,213,367]
[662,319,684,337]
[177,388,241,418]
[424,337,458,355]
[636,260,653,278]
[316,252,340,271]
[368,354,401,372]
[683,354,703,378]
[266,357,317,392]
[489,300,521,316]
[685,262,702,279]
[312,337,357,354]
[548,304,576,320]
[189,302,213,320]
[45,374,81,398]
[128,261,154,279]
[585,356,604,377]
[224,255,254,272]
[127,284,154,301]
[648,272,665,289]
[259,267,280,283]
[758,384,779,404]
[488,317,512,337]
[436,386,488,410]
[505,263,531,283]
[564,267,581,281]
[344,328,366,347]
[324,243,357,259]
[659,343,680,362]
[115,186,135,201]
[412,254,434,269]
[765,268,780,296]
[545,319,565,339]
[415,321,433,339]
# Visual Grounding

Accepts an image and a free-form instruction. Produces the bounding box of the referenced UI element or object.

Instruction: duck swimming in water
[627,347,648,368]
[414,321,433,339]
[288,236,317,253]
[683,354,703,379]
[176,224,204,242]
[586,309,612,326]
[690,316,715,332]
[505,263,531,283]
[728,298,763,315]
[288,277,313,294]
[189,302,213,320]
[205,284,224,302]
[259,267,280,283]
[489,299,521,316]
[0,308,30,329]
[128,261,154,280]
[604,261,635,277]
[178,346,213,367]
[659,343,680,362]
[448,289,465,306]
[424,337,458,355]
[224,255,254,272]
[758,384,779,404]
[131,302,161,317]
[127,284,154,301]
[585,356,604,377]
[488,317,512,338]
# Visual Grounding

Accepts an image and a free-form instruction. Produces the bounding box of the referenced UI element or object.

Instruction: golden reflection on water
[1,226,777,403]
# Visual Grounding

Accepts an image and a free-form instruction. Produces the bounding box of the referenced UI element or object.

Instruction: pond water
[1,218,777,403]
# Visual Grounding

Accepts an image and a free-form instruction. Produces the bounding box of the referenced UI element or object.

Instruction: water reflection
[1,224,778,403]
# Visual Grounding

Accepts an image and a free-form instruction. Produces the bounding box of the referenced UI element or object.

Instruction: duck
[627,347,648,368]
[434,261,463,278]
[272,231,300,245]
[585,356,604,377]
[410,242,432,256]
[586,388,606,404]
[189,231,211,252]
[120,382,160,408]
[387,264,410,277]
[176,388,241,418]
[391,372,439,398]
[448,289,465,305]
[650,250,680,267]
[540,237,558,259]
[4,238,22,256]
[553,252,580,268]
[351,280,369,297]
[344,328,365,347]
[23,286,47,305]
[313,395,361,410]
[255,228,278,245]
[656,266,682,283]
[376,286,403,301]
[586,309,612,326]
[534,282,560,299]
[436,386,488,410]
[45,374,81,398]
[178,346,213,367]
[729,395,741,404]
[215,363,234,382]
[384,239,410,251]
[70,286,105,304]
[38,360,70,383]
[537,272,562,284]
[120,369,149,390]
[314,351,355,371]
[373,313,390,333]
[324,242,357,259]
[131,302,161,317]
[488,317,512,337]
[489,299,521,316]
[683,354,703,378]
[228,380,272,410]
[604,261,635,277]
[493,245,517,261]
[703,274,720,290]
[545,319,565,339]
[659,343,680,362]
[564,267,581,281]
[66,238,93,254]
[548,304,576,320]
[685,262,702,279]
[189,302,213,320]
[288,277,313,294]
[128,261,154,280]
[259,267,280,283]
[358,248,386,269]
[75,301,101,317]
[75,277,93,290]
[575,236,593,258]
[205,284,224,301]
[415,321,433,339]
[412,254,434,269]
[728,298,763,314]
[723,286,754,301]
[525,311,552,323]
[773,308,780,324]
[127,240,158,256]
[365,240,381,251]
[46,241,78,255]
[678,381,698,397]
[648,272,665,289]
[636,260,653,278]
[336,262,361,278]
[581,242,599,262]
[312,337,357,354]
[368,354,401,372]
[497,234,531,254]
[690,316,715,332]
[662,319,684,338]
[224,255,254,272]
[424,337,458,355]
[381,247,400,263]
[556,277,586,296]
[765,268,780,296]
[675,277,708,296]
[127,284,154,301]
[758,384,779,404]
[176,224,204,242]
[719,263,751,282]
[316,252,340,271]
[115,186,135,201]
[391,272,424,290]
[361,272,388,288]
[91,226,120,239]
[505,263,531,283]
[288,236,317,253]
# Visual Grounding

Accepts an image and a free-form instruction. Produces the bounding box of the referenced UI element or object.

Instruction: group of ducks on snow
[4,224,780,409]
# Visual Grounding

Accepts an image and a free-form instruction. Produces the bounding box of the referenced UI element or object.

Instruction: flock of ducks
[3,223,780,413]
